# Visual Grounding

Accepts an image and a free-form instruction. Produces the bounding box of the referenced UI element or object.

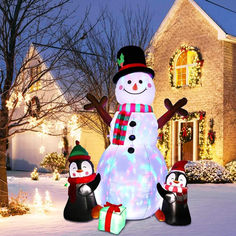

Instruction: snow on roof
[194,0,236,37]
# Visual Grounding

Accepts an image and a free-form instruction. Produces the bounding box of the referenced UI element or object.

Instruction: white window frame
[174,51,197,87]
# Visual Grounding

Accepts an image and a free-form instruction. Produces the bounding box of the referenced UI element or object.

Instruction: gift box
[98,202,126,234]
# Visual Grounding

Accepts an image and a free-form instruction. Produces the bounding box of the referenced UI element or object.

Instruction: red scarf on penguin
[68,174,96,203]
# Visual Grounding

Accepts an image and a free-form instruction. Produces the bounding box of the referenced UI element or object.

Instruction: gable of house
[148,0,236,166]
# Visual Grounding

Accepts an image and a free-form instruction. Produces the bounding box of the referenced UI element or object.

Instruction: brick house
[148,0,236,167]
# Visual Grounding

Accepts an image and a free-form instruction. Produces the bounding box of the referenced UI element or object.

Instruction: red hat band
[119,63,147,72]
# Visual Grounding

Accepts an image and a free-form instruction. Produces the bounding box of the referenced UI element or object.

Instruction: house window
[169,45,204,88]
[175,50,198,86]
[29,64,42,92]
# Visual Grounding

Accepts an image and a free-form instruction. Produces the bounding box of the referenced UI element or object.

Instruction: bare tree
[0,0,99,206]
[60,6,154,149]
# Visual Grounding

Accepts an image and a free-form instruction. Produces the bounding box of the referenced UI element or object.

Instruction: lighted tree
[31,168,39,181]
[0,0,101,206]
[40,152,66,173]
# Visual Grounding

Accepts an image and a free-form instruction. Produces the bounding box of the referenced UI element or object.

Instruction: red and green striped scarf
[112,103,153,145]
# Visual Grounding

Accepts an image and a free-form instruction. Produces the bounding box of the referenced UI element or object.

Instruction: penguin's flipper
[78,184,92,196]
[165,193,176,204]
[87,173,101,192]
[157,183,171,198]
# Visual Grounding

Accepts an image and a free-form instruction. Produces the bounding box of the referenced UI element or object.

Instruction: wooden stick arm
[84,93,112,126]
[157,98,188,129]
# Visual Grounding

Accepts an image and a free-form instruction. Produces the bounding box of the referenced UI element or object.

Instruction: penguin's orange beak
[77,169,83,173]
[173,180,179,184]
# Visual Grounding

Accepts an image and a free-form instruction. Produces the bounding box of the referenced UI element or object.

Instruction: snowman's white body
[95,72,168,219]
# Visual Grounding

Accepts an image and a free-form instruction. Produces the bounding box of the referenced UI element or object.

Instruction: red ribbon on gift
[104,202,122,232]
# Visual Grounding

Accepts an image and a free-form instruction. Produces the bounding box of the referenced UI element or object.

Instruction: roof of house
[195,0,236,37]
[150,0,236,46]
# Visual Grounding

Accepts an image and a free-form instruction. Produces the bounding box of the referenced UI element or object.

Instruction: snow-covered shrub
[0,190,30,217]
[225,160,236,182]
[185,160,233,183]
[40,152,66,173]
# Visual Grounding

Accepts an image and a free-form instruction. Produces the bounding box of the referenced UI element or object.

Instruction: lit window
[29,64,42,92]
[175,50,198,87]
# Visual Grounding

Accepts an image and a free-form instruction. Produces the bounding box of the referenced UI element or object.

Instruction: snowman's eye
[127,80,131,84]
[139,80,143,84]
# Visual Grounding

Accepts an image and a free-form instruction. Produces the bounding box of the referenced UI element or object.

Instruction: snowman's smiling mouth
[124,88,147,95]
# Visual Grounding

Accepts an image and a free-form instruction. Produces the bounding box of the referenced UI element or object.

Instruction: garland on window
[169,44,204,88]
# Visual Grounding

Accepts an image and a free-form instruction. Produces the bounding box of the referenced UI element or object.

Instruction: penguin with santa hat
[156,160,191,225]
[64,141,102,222]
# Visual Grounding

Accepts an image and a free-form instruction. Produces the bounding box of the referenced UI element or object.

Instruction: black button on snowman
[84,45,188,220]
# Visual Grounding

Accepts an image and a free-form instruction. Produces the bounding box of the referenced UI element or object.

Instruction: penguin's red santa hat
[170,160,188,174]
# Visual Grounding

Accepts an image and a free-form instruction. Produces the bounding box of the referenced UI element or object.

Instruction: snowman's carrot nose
[132,83,138,90]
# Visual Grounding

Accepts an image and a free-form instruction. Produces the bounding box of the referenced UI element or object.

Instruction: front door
[172,120,198,165]
[181,122,193,161]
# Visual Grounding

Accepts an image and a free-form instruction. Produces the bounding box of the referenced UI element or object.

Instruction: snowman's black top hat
[113,45,155,83]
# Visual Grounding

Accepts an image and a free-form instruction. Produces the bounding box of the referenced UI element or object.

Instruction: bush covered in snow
[225,160,236,182]
[0,191,30,217]
[185,160,233,183]
[40,152,66,173]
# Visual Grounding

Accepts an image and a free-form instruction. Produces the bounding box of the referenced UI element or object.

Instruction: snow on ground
[1,171,236,236]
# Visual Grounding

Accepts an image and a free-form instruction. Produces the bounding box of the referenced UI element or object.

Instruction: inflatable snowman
[84,46,188,220]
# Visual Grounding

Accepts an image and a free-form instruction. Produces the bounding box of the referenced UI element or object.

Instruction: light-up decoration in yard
[53,169,60,181]
[33,188,53,213]
[31,168,39,180]
[44,190,53,209]
[33,188,43,212]
[84,46,188,220]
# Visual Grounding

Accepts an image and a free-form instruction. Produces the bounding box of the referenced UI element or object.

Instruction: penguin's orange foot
[155,209,165,222]
[91,205,103,219]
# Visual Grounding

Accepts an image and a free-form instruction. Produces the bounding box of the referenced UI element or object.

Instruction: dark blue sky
[74,0,175,39]
[73,0,236,40]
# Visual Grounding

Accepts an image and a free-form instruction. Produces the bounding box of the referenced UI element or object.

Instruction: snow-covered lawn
[1,171,236,236]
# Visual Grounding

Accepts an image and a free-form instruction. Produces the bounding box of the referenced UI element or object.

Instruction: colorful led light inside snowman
[84,46,188,220]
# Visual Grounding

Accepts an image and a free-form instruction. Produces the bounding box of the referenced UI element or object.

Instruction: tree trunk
[0,111,8,206]
[103,125,110,149]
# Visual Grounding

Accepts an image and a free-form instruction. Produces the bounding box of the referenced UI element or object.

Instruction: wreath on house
[208,130,215,145]
[28,96,40,118]
[180,126,192,143]
[169,44,204,88]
